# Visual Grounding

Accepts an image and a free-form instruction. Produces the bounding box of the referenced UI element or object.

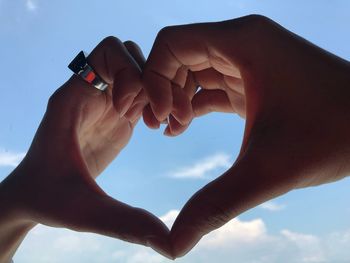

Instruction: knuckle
[244,14,272,26]
[204,202,231,230]
[156,25,178,41]
[191,196,232,232]
[47,88,63,110]
[124,40,137,47]
[123,40,143,59]
[100,36,123,49]
[47,93,57,108]
[223,14,274,34]
[242,14,276,36]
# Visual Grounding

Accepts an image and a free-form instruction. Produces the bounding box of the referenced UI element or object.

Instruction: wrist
[320,59,350,181]
[0,166,37,263]
[0,216,35,263]
[332,61,350,174]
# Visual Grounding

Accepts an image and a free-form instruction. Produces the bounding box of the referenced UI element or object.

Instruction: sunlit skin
[141,15,350,257]
[0,15,350,262]
[0,38,172,263]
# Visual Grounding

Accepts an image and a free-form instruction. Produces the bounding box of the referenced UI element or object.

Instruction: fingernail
[146,236,174,260]
[118,94,135,117]
[171,110,193,126]
[171,113,187,126]
[146,119,161,130]
[163,125,172,136]
[150,102,170,123]
[125,102,146,122]
[160,118,168,125]
[152,121,161,129]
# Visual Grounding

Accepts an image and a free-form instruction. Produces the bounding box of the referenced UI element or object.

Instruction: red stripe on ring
[85,71,96,83]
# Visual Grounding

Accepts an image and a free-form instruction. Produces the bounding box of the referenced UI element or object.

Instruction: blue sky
[1,0,350,262]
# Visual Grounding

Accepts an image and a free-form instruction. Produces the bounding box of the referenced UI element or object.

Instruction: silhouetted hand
[0,37,171,262]
[142,15,350,257]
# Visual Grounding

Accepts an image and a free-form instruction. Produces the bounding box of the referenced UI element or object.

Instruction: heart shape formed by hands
[131,15,350,257]
[3,15,350,261]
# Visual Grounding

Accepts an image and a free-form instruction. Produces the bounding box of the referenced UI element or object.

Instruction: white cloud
[111,250,126,260]
[259,201,286,211]
[169,153,232,179]
[281,230,319,244]
[281,230,326,263]
[199,218,268,248]
[0,150,26,167]
[159,209,179,228]
[26,0,37,11]
[14,225,129,263]
[13,211,350,263]
[53,233,101,253]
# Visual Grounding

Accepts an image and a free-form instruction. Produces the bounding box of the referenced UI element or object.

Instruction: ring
[68,51,108,91]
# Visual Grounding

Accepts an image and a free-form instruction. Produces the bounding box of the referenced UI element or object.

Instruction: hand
[0,37,171,261]
[142,15,350,257]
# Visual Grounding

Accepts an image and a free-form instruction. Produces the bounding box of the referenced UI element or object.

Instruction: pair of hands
[2,15,350,260]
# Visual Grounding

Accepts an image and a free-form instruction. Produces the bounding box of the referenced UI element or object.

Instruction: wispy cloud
[13,210,350,263]
[26,0,37,11]
[259,201,286,212]
[169,153,232,179]
[281,230,325,262]
[199,217,268,248]
[0,150,26,167]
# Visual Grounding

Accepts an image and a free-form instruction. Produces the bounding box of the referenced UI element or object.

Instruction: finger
[163,76,194,137]
[193,68,226,90]
[60,184,173,259]
[143,22,241,126]
[147,70,195,134]
[124,40,146,69]
[122,41,150,122]
[191,68,245,117]
[143,15,276,125]
[192,89,234,117]
[170,84,193,126]
[87,36,143,117]
[170,65,193,126]
[143,25,208,122]
[143,104,161,129]
[162,70,199,136]
[170,148,292,258]
[193,68,244,96]
[164,115,190,137]
[183,70,199,100]
[124,89,148,122]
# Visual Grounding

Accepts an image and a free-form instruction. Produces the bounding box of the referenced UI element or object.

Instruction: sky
[0,0,350,262]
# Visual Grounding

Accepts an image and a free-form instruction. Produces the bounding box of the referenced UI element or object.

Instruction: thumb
[192,89,234,117]
[170,144,293,258]
[48,181,173,259]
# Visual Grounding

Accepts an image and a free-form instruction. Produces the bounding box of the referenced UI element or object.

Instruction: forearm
[0,170,36,263]
[0,218,35,263]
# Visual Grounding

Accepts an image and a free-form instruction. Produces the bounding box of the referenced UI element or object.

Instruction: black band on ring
[68,51,108,91]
